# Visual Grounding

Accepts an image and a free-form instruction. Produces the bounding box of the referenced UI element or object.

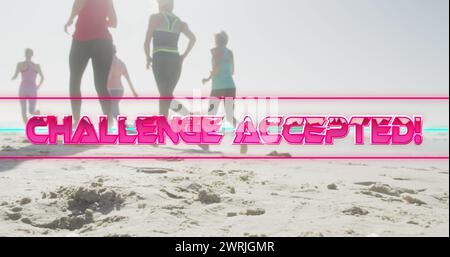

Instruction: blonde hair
[215,31,229,47]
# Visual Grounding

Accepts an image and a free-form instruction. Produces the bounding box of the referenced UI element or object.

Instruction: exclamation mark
[414,116,423,145]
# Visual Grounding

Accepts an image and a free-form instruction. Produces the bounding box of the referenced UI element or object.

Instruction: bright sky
[0,0,448,97]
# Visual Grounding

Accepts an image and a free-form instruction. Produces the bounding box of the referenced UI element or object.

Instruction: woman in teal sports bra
[203,31,248,154]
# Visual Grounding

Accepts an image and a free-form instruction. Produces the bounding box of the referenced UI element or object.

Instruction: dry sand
[0,133,448,237]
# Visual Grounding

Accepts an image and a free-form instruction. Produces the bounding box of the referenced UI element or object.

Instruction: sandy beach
[0,132,448,237]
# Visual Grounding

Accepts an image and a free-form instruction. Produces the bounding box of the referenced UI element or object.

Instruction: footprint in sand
[402,195,427,206]
[242,208,266,216]
[19,198,32,205]
[267,151,292,157]
[161,189,184,199]
[138,168,174,174]
[343,206,369,216]
[368,184,401,197]
[1,145,16,152]
[211,170,226,176]
[5,211,22,221]
[61,166,85,171]
[354,181,377,186]
[393,177,411,181]
[407,220,420,226]
[198,190,221,204]
[431,194,448,204]
[327,184,338,190]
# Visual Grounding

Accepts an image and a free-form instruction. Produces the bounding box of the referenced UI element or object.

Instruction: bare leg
[208,98,221,116]
[108,89,124,121]
[170,100,191,116]
[153,53,184,118]
[92,40,113,125]
[69,40,90,125]
[20,100,27,124]
[28,98,40,115]
[224,97,247,154]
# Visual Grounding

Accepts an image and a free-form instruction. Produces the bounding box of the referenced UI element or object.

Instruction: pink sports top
[73,0,112,42]
[20,62,38,88]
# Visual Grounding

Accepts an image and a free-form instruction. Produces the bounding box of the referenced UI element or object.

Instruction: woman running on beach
[65,0,117,125]
[144,0,196,117]
[202,31,248,154]
[12,48,44,124]
[107,46,139,121]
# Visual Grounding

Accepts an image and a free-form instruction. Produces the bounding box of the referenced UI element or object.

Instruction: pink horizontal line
[0,156,448,160]
[0,96,448,100]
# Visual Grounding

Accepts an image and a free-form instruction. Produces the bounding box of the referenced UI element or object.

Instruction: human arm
[106,0,117,28]
[65,0,86,34]
[202,50,220,84]
[36,64,45,88]
[11,63,21,80]
[230,50,235,76]
[180,22,196,61]
[144,15,161,69]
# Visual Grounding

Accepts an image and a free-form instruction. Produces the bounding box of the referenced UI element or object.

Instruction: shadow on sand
[0,141,223,172]
[0,143,99,173]
[155,145,223,155]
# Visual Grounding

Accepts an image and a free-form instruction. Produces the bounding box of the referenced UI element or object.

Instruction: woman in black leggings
[144,0,196,117]
[65,0,117,124]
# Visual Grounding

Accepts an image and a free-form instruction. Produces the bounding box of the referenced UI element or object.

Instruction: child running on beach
[107,47,138,121]
[202,31,248,154]
[12,48,44,124]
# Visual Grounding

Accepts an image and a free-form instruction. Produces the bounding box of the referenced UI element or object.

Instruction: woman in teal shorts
[203,31,248,154]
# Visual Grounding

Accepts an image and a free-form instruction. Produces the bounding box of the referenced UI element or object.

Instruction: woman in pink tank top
[12,48,44,124]
[64,0,117,125]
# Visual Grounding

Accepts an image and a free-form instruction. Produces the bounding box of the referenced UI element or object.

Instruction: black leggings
[69,39,113,122]
[152,52,182,117]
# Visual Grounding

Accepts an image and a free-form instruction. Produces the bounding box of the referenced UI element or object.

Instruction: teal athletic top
[212,48,236,90]
[153,12,180,55]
